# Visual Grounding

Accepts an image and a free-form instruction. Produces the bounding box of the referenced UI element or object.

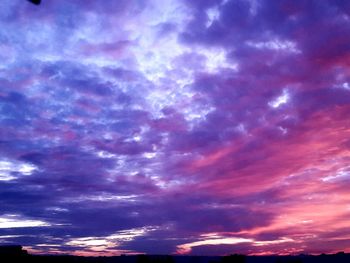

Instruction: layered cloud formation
[0,0,350,256]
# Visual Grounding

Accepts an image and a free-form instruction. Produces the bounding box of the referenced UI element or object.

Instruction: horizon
[0,244,349,257]
[1,0,350,257]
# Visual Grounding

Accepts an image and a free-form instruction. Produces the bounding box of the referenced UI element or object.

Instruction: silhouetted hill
[0,246,349,263]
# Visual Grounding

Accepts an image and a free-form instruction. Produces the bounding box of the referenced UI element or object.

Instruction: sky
[0,0,350,257]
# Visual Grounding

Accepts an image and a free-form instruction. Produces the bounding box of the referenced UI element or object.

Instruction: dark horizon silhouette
[0,246,349,263]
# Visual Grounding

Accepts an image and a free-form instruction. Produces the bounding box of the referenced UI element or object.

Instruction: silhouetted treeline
[0,246,349,263]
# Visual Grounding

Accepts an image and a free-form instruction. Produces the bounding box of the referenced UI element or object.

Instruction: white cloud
[0,214,51,228]
[322,168,350,182]
[0,159,38,181]
[177,233,252,254]
[66,226,158,251]
[269,89,290,108]
[253,237,295,246]
[206,6,220,28]
[246,39,300,53]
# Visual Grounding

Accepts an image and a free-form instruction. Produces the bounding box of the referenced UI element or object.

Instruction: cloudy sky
[0,0,350,256]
